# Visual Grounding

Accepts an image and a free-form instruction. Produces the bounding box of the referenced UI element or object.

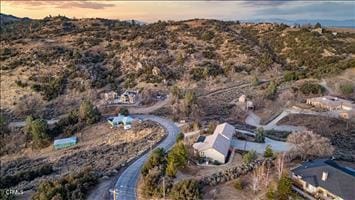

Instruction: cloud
[241,0,292,7]
[4,1,115,10]
[55,1,115,9]
[256,2,355,19]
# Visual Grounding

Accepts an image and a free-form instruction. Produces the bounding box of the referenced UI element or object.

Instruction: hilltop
[0,16,354,118]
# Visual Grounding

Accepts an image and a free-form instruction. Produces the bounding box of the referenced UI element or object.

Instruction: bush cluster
[0,164,53,189]
[243,150,257,164]
[32,169,98,200]
[25,116,50,148]
[170,179,201,200]
[300,82,325,95]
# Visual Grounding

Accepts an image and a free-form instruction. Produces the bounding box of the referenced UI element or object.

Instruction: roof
[213,123,235,140]
[292,159,355,200]
[54,136,77,146]
[308,96,353,108]
[193,122,234,157]
[109,115,133,125]
[193,134,230,156]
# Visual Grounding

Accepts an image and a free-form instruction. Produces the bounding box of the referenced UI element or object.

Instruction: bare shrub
[287,131,334,160]
[14,95,44,117]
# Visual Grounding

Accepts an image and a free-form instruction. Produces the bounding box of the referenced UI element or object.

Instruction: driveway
[8,119,59,129]
[245,107,339,133]
[233,128,293,154]
[112,115,180,200]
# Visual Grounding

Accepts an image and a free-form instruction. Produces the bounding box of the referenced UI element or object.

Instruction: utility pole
[109,189,118,200]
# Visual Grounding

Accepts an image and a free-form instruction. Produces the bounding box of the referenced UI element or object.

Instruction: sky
[1,1,354,22]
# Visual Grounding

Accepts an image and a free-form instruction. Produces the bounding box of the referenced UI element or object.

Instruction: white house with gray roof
[193,123,235,163]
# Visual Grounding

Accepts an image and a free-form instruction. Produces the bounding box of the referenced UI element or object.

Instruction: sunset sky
[1,1,354,22]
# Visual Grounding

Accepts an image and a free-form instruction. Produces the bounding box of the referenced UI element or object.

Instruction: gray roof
[213,123,235,140]
[193,123,234,157]
[292,159,355,200]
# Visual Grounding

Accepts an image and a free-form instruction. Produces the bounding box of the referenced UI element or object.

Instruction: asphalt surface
[112,115,180,200]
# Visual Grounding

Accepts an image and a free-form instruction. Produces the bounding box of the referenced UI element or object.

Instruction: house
[54,136,77,150]
[120,90,138,104]
[306,96,353,111]
[103,91,119,104]
[237,95,254,110]
[193,123,235,164]
[108,115,133,129]
[291,159,355,200]
[246,101,254,110]
[239,95,247,103]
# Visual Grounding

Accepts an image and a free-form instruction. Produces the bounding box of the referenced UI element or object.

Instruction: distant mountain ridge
[243,18,355,28]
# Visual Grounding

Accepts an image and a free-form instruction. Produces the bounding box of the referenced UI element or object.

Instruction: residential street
[112,115,180,200]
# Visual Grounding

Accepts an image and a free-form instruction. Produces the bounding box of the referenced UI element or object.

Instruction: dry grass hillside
[1,17,354,119]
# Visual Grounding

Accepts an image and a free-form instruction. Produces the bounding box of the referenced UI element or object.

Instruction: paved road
[112,115,180,200]
[8,119,59,128]
[128,95,172,114]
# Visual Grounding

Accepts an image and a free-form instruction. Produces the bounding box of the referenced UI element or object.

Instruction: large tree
[25,116,49,148]
[78,100,101,124]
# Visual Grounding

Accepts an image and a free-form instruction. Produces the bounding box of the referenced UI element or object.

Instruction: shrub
[233,179,244,190]
[142,148,165,177]
[252,75,260,86]
[0,190,15,200]
[264,145,273,158]
[283,71,298,82]
[15,80,28,88]
[141,167,166,197]
[32,168,98,200]
[339,83,354,96]
[51,109,79,137]
[266,81,277,99]
[78,100,101,124]
[201,31,215,41]
[276,175,293,200]
[287,131,334,160]
[266,186,275,200]
[0,164,53,189]
[170,179,201,200]
[171,85,182,99]
[190,68,205,81]
[243,150,257,164]
[166,142,188,177]
[119,107,129,116]
[25,116,50,148]
[255,127,265,143]
[0,115,8,135]
[176,133,184,142]
[300,82,324,95]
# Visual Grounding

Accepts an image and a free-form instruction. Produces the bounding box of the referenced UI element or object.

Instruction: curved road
[112,115,180,200]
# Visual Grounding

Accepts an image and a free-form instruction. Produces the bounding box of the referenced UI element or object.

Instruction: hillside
[1,16,354,118]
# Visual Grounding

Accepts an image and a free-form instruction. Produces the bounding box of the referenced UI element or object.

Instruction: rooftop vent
[322,171,328,181]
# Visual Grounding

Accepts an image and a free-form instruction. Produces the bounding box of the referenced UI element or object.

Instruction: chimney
[322,171,328,181]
